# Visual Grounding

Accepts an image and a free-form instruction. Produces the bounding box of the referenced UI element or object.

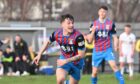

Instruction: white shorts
[119,52,133,63]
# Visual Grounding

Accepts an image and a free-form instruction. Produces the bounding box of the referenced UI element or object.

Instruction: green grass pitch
[0,74,140,84]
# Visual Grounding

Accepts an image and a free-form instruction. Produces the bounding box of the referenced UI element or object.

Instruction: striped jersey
[91,18,116,52]
[49,28,85,64]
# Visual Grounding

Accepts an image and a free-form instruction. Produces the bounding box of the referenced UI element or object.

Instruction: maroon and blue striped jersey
[91,18,116,52]
[49,28,85,61]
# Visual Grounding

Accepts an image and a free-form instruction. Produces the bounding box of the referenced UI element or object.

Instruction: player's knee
[112,65,119,72]
[57,77,65,84]
[92,71,98,77]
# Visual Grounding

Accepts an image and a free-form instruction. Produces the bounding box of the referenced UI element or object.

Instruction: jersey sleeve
[76,34,85,50]
[110,23,117,35]
[49,31,56,43]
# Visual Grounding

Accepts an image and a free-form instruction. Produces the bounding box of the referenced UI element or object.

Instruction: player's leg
[105,48,124,84]
[56,68,68,84]
[106,53,125,84]
[69,61,84,84]
[69,75,79,84]
[91,67,98,84]
[119,56,125,75]
[91,51,103,84]
[128,63,133,79]
[108,60,125,84]
[127,55,134,79]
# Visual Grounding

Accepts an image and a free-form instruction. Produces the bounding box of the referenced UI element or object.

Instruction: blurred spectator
[83,34,94,74]
[28,46,38,74]
[0,49,4,76]
[3,46,15,76]
[119,24,136,79]
[0,37,10,47]
[136,39,140,73]
[13,34,30,76]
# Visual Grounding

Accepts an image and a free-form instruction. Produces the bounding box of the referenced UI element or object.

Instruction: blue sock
[64,80,69,84]
[114,71,125,84]
[91,77,97,84]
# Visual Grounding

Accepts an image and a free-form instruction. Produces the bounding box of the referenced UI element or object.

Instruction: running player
[119,24,136,79]
[86,6,125,84]
[33,14,85,84]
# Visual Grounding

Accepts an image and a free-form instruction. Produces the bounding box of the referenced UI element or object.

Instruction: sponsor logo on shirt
[69,39,73,44]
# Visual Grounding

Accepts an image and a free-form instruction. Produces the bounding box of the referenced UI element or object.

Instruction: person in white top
[119,24,136,79]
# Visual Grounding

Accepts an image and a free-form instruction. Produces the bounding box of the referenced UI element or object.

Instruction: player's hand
[91,26,96,33]
[2,37,10,44]
[57,59,67,66]
[32,55,41,65]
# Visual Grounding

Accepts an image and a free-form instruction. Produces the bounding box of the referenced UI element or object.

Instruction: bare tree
[108,0,140,22]
[62,0,140,22]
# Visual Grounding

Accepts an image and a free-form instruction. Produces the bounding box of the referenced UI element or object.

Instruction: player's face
[62,18,74,34]
[98,8,107,19]
[125,27,131,34]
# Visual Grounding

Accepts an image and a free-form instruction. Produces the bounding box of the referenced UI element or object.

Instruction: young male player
[33,14,85,84]
[86,6,125,84]
[119,24,136,79]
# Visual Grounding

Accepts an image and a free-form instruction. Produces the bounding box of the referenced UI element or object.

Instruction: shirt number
[97,31,108,38]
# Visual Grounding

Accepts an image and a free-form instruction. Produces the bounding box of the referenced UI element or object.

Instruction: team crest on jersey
[106,25,110,30]
[69,39,73,44]
[95,26,98,29]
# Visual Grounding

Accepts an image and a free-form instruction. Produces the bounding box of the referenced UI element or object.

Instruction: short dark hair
[99,5,108,11]
[125,24,131,28]
[60,14,74,23]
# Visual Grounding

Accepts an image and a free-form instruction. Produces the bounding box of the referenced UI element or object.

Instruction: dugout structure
[0,27,47,52]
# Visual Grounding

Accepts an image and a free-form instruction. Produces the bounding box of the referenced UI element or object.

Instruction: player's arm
[119,36,123,56]
[66,34,85,62]
[33,32,55,65]
[113,35,118,51]
[66,49,85,63]
[0,37,10,46]
[86,25,96,43]
[37,40,50,57]
[111,23,118,51]
[131,35,136,57]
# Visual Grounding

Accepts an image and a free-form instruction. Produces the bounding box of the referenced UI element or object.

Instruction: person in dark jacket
[13,34,29,76]
[3,46,15,76]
